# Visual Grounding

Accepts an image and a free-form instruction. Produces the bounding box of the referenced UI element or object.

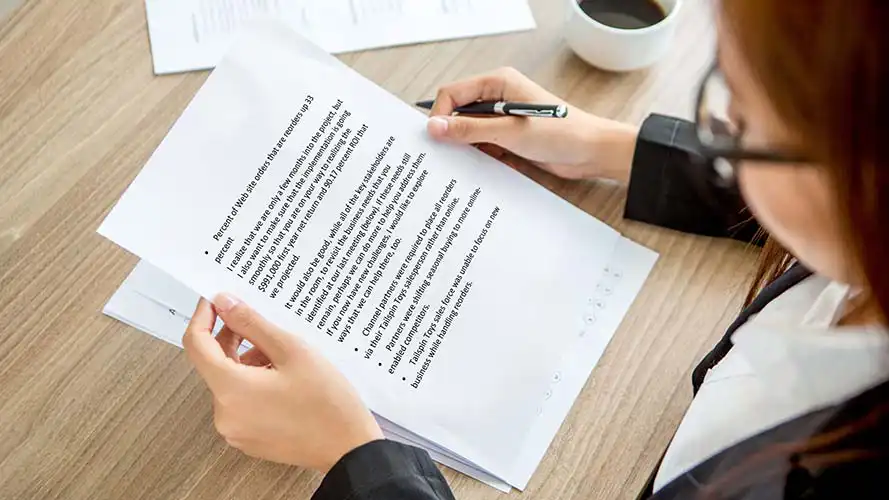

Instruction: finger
[213,294,295,366]
[215,326,243,363]
[429,67,551,117]
[183,298,235,388]
[429,69,519,116]
[427,114,530,149]
[239,347,272,367]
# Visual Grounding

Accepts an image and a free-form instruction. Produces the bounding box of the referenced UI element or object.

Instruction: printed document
[145,0,537,74]
[99,20,656,489]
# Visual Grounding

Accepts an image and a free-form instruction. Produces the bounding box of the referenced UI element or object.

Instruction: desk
[0,1,758,498]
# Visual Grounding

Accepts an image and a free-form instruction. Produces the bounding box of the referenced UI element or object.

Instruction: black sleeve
[624,114,761,243]
[313,440,456,500]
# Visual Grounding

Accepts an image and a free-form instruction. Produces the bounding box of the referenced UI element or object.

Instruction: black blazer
[312,115,889,500]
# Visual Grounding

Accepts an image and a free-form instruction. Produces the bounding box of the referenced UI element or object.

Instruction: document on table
[145,0,537,74]
[99,20,656,489]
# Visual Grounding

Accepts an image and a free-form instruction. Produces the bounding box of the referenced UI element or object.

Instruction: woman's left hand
[183,294,384,472]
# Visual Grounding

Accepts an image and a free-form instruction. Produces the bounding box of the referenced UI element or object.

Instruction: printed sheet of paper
[145,0,537,74]
[105,233,656,491]
[99,20,626,487]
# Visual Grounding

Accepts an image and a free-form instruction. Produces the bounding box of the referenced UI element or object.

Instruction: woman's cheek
[738,165,852,282]
[738,164,791,235]
[739,165,812,253]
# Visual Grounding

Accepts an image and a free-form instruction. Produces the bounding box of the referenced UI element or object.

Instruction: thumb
[213,293,295,367]
[427,115,527,148]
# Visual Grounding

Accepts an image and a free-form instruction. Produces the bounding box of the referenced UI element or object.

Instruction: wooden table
[0,1,760,498]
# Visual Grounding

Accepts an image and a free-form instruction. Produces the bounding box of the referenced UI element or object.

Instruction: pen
[415,100,568,118]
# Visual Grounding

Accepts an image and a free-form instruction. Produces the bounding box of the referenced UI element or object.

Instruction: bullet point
[378,363,382,367]
[204,251,209,255]
[354,348,358,352]
[402,377,406,381]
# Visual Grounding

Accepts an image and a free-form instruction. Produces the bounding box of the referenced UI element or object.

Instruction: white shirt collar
[731,275,889,409]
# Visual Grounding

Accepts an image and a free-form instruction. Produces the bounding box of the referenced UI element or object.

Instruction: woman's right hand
[183,295,383,473]
[427,67,639,183]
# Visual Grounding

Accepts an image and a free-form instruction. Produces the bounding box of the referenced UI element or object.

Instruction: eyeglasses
[694,63,810,183]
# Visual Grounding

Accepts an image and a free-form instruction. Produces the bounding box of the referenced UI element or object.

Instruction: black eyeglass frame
[693,62,810,164]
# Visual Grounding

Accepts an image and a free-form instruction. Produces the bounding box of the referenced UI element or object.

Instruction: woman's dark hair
[707,0,887,495]
[730,0,888,321]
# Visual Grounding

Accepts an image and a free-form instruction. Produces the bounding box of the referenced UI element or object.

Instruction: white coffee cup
[564,0,683,72]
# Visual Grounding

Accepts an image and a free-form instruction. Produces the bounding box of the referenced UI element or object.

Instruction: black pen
[415,100,568,118]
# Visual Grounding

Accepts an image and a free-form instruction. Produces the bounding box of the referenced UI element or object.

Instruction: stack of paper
[99,21,657,491]
[145,0,537,74]
[107,233,654,491]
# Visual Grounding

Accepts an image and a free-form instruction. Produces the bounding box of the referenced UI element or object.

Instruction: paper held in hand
[98,19,657,490]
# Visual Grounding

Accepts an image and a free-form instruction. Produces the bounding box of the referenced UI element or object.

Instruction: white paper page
[99,20,620,485]
[104,262,246,352]
[145,0,536,74]
[349,238,658,488]
[106,236,657,491]
[106,234,658,490]
[104,264,219,348]
[379,426,511,492]
[509,237,658,488]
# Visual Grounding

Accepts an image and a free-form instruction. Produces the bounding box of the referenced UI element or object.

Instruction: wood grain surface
[0,1,759,498]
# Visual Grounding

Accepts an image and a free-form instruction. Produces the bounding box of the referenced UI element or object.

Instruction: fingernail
[427,116,449,136]
[214,293,241,313]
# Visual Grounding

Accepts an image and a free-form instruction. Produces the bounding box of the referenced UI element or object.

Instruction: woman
[183,0,888,498]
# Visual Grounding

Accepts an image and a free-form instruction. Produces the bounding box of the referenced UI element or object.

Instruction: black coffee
[578,0,666,30]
